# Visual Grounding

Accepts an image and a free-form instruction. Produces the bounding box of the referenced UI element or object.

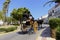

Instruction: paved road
[0,31,38,40]
[0,24,49,40]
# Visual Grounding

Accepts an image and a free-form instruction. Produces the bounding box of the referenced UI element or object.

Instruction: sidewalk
[36,26,56,40]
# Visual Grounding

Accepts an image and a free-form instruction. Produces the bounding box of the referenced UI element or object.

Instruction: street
[0,31,37,40]
[0,24,51,40]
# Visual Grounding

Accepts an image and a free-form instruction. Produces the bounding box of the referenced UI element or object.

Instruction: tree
[11,7,31,24]
[44,0,60,6]
[6,17,18,25]
[3,0,10,22]
[11,7,31,29]
[6,17,12,24]
[11,9,17,20]
[0,11,4,20]
[44,0,60,38]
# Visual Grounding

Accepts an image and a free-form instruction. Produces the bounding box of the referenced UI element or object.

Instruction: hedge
[5,26,17,32]
[49,18,60,29]
[0,26,17,32]
[0,28,6,32]
[49,18,60,39]
[56,27,60,40]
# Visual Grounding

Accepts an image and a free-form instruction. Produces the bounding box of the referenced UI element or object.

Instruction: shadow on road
[38,26,46,31]
[17,31,28,35]
[40,27,51,37]
[17,24,48,35]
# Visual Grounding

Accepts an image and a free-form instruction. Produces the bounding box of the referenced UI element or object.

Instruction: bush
[49,18,60,38]
[56,32,60,40]
[5,26,17,32]
[49,18,60,29]
[56,27,60,40]
[0,28,6,32]
[0,26,17,32]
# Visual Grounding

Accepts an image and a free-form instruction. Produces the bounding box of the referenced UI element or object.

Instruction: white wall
[0,20,3,25]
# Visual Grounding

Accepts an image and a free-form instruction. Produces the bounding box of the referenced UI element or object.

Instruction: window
[52,10,54,13]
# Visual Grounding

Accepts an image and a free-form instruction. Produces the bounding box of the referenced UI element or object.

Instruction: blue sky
[0,0,55,19]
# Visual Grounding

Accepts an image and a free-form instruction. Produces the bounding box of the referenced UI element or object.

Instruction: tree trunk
[51,28,56,39]
[3,13,7,25]
[20,18,23,30]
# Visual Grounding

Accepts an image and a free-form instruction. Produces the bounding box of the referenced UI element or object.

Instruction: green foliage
[49,18,57,29]
[44,0,60,6]
[49,18,60,39]
[56,27,60,33]
[0,28,6,32]
[11,8,21,21]
[49,18,60,29]
[0,26,17,32]
[3,0,10,22]
[11,7,31,22]
[5,26,17,32]
[6,17,18,24]
[0,11,4,20]
[56,27,60,40]
[6,17,12,24]
[54,0,60,3]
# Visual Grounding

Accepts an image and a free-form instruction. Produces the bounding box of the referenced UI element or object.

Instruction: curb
[36,28,46,40]
[36,27,56,40]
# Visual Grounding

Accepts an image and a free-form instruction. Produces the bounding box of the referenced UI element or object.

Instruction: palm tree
[3,0,10,22]
[0,11,4,20]
[44,0,60,6]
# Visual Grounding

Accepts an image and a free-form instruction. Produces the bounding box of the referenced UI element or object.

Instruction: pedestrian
[38,19,43,28]
[33,20,38,33]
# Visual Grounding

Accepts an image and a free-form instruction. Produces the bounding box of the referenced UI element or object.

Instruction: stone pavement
[36,26,56,40]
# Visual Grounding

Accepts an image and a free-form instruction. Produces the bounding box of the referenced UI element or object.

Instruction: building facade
[38,15,48,24]
[48,4,60,18]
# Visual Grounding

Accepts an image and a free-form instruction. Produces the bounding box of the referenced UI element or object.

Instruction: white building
[39,15,49,24]
[48,4,60,18]
[42,15,48,23]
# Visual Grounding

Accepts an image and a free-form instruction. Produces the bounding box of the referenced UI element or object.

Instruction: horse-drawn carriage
[21,14,42,34]
[21,15,34,33]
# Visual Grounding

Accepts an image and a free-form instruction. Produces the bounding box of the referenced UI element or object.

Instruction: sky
[0,0,55,19]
